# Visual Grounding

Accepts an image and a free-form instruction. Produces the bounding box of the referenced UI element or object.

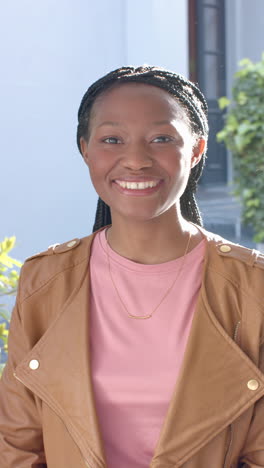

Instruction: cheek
[161,150,191,175]
[87,150,109,176]
[86,152,113,197]
[88,158,102,174]
[87,166,107,200]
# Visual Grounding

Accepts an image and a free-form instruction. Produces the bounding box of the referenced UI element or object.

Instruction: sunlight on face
[81,83,204,224]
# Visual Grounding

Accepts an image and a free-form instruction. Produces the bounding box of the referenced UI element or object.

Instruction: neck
[106,207,202,265]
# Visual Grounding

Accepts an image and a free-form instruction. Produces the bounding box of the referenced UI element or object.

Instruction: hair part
[76,65,209,230]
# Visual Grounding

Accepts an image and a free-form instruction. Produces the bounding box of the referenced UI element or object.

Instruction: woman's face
[80,83,205,223]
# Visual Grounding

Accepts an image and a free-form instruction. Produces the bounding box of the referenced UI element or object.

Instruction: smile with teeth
[115,180,160,190]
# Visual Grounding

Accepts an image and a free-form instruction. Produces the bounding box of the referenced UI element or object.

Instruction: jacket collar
[15,230,264,468]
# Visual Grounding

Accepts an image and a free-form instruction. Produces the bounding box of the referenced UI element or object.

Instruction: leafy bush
[217,54,264,242]
[0,237,22,375]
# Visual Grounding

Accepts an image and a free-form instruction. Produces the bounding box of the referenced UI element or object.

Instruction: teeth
[116,180,160,190]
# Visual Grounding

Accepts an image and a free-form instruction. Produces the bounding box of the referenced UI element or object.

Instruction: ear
[80,137,90,165]
[190,138,206,169]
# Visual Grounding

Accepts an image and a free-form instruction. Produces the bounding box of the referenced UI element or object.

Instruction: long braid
[180,172,202,226]
[92,198,111,232]
[77,66,209,231]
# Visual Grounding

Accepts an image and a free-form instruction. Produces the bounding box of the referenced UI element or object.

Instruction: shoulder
[199,228,264,345]
[200,227,264,271]
[199,227,264,305]
[18,231,100,302]
[24,236,90,263]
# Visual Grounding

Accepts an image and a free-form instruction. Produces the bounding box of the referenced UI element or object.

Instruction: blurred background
[1,0,264,262]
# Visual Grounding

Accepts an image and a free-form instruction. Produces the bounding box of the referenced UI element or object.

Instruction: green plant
[217,54,264,242]
[0,237,22,375]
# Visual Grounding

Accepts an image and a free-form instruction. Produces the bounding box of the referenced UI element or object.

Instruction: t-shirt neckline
[98,228,205,274]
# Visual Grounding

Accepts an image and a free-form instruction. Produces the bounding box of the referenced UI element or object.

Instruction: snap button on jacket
[1,227,264,468]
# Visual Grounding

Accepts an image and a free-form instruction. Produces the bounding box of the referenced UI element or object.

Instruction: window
[189,0,227,185]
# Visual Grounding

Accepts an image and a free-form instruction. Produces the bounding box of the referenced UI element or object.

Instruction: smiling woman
[1,66,264,468]
[79,82,205,251]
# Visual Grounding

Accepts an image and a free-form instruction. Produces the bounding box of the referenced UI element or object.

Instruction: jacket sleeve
[0,298,46,467]
[239,344,264,467]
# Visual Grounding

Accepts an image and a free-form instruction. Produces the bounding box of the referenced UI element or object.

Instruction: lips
[112,178,163,196]
[115,180,160,190]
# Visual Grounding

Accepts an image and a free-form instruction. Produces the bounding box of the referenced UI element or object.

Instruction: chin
[113,206,169,224]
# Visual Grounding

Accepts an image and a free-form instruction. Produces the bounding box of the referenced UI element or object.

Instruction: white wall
[0,0,188,262]
[126,0,188,74]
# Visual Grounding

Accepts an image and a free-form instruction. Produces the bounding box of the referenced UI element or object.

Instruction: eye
[152,135,174,143]
[102,137,122,144]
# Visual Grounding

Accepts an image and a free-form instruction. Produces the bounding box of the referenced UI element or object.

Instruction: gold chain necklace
[105,228,192,319]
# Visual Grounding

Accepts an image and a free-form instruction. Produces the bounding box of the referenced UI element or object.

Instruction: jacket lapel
[150,282,264,467]
[14,257,107,468]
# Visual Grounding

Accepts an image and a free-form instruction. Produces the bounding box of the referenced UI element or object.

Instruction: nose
[121,142,153,170]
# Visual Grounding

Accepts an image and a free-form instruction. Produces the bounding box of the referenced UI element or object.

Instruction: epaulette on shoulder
[24,238,80,263]
[18,238,82,302]
[215,239,264,270]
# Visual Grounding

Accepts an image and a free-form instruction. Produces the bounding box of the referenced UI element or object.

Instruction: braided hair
[76,66,209,232]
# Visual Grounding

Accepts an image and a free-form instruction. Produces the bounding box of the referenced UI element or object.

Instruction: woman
[1,66,264,468]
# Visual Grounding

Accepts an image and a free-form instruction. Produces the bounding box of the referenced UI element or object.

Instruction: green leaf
[246,198,260,208]
[238,58,253,68]
[254,231,264,243]
[237,120,251,135]
[227,114,239,131]
[0,363,6,377]
[0,236,21,357]
[0,237,16,255]
[0,309,11,321]
[218,96,230,110]
[216,129,226,143]
[242,188,254,199]
[237,92,248,105]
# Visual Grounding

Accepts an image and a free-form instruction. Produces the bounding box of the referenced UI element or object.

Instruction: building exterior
[1,0,264,261]
[189,0,264,245]
[190,0,264,187]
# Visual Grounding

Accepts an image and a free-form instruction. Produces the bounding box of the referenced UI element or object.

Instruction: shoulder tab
[254,250,264,269]
[216,241,264,270]
[52,238,80,254]
[24,238,80,263]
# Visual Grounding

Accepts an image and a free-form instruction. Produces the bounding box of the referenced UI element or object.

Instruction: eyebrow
[98,121,120,128]
[98,119,174,128]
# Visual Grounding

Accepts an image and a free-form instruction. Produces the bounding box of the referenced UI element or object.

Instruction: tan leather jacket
[1,227,264,468]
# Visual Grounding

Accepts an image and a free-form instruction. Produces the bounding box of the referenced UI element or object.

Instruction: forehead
[91,82,186,123]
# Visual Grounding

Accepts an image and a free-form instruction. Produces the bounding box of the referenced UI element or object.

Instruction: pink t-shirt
[89,229,205,468]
